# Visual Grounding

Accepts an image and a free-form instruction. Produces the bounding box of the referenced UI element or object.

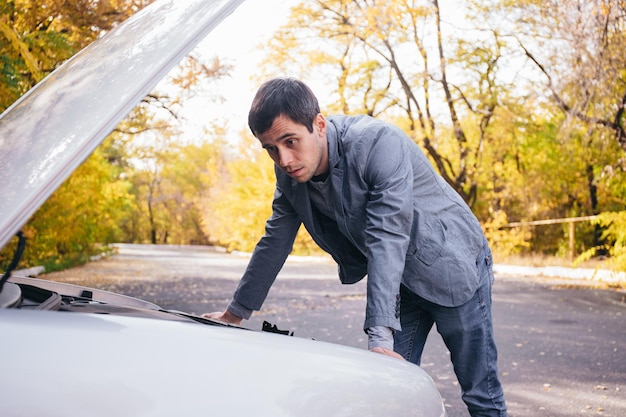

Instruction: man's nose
[278,149,293,168]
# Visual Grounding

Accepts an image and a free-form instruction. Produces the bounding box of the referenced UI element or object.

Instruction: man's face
[257,113,329,183]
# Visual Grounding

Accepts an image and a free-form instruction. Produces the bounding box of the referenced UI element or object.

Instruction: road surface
[44,244,626,417]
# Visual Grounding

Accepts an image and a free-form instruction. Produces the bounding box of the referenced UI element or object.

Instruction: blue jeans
[394,245,507,417]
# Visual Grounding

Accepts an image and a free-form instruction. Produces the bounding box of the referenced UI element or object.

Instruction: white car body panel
[0,308,446,417]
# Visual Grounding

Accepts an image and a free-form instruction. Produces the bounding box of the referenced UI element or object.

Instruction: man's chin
[287,170,310,182]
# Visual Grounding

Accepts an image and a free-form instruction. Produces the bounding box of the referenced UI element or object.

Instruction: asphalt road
[44,244,626,417]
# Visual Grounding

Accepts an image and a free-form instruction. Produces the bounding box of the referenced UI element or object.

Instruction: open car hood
[0,0,244,250]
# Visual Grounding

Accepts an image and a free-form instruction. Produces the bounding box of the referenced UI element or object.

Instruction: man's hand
[370,347,405,360]
[202,310,243,325]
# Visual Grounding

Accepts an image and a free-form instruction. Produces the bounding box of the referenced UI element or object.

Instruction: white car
[0,1,447,416]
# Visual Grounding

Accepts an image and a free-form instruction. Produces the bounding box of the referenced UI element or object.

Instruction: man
[205,77,507,416]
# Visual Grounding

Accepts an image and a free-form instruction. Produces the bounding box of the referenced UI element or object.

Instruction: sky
[175,0,294,142]
[172,0,469,143]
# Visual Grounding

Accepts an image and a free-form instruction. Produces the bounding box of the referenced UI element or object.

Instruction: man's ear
[314,113,327,137]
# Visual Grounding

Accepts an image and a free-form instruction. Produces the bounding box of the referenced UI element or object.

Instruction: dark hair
[248,77,320,137]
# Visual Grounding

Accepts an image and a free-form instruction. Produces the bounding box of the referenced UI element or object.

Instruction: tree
[473,0,626,257]
[493,0,626,149]
[0,0,235,269]
[258,0,529,209]
[16,146,135,271]
[125,129,226,245]
[251,0,626,263]
[202,130,322,255]
[201,131,275,252]
[0,0,153,110]
[114,54,234,245]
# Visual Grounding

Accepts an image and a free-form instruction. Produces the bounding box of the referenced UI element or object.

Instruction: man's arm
[230,186,301,311]
[360,124,414,332]
[203,183,301,321]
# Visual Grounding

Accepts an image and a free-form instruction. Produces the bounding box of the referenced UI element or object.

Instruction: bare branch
[520,39,626,149]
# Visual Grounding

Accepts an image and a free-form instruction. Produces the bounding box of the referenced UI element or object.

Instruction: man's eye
[286,139,296,146]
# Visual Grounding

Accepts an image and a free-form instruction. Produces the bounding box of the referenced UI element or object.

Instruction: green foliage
[0,49,29,108]
[201,134,275,252]
[0,0,154,111]
[576,212,626,272]
[0,147,135,272]
[201,133,324,255]
[0,0,231,271]
[124,137,223,246]
[250,0,626,264]
[483,211,532,259]
[3,0,626,272]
